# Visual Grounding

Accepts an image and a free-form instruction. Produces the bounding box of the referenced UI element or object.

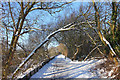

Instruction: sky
[27,2,84,25]
[0,2,84,49]
[1,2,89,49]
[19,2,85,49]
[35,2,88,48]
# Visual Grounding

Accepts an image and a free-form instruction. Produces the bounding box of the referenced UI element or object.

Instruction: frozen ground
[30,54,105,79]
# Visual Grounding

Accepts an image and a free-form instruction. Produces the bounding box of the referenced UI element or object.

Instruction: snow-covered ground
[30,54,105,79]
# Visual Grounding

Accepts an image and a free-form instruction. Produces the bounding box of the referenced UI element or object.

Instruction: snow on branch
[103,36,116,56]
[12,22,76,78]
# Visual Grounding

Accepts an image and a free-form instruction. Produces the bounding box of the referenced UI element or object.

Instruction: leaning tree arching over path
[12,22,76,78]
[1,1,73,78]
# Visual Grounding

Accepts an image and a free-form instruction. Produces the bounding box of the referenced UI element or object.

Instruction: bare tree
[1,1,73,78]
[12,21,76,78]
[93,1,118,65]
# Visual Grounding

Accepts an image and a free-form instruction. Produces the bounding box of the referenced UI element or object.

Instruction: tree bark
[111,2,117,40]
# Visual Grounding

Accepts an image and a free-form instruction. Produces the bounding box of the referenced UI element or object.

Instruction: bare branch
[84,45,102,61]
[81,10,97,33]
[93,1,118,65]
[24,2,30,10]
[23,27,47,31]
[1,23,13,32]
[17,42,28,53]
[19,30,34,36]
[30,2,73,12]
[8,2,16,29]
[12,21,76,78]
[74,28,105,57]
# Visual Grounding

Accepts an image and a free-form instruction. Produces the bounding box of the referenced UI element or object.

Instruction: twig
[75,44,83,48]
[84,45,102,61]
[74,28,105,57]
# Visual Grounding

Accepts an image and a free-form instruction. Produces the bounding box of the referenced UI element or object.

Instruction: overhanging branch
[30,1,74,12]
[12,22,76,78]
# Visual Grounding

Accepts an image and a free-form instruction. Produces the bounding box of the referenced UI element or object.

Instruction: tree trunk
[111,2,117,41]
[93,2,118,66]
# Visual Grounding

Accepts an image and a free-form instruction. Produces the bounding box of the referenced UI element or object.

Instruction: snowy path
[30,54,104,79]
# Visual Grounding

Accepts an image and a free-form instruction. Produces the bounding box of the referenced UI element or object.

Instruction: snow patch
[55,54,66,58]
[30,54,105,79]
